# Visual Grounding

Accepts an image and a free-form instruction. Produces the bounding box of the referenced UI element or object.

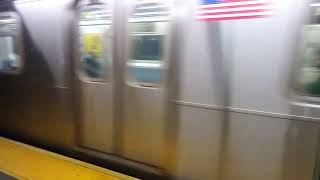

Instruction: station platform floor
[0,137,138,180]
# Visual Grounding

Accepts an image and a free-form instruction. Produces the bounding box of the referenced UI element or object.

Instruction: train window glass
[0,13,22,74]
[80,25,111,81]
[126,0,171,88]
[78,5,112,82]
[294,4,320,96]
[0,36,20,73]
[130,35,163,60]
[127,21,168,87]
[129,22,167,61]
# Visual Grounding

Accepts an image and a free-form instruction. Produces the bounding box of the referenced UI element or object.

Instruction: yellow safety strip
[0,137,139,180]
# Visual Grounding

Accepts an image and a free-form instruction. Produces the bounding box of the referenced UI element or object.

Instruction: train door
[121,0,173,166]
[0,12,23,74]
[77,1,114,153]
[290,1,320,179]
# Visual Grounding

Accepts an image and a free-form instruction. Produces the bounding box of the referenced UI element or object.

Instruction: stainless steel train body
[0,0,319,179]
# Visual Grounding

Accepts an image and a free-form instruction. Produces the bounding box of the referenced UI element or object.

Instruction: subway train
[0,0,320,179]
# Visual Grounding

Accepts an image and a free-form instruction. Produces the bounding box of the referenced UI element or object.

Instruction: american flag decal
[197,0,273,21]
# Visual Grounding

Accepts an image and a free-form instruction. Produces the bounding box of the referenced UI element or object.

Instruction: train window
[294,4,320,97]
[129,21,168,60]
[78,5,112,82]
[126,0,171,88]
[0,12,23,74]
[130,34,163,60]
[0,36,20,72]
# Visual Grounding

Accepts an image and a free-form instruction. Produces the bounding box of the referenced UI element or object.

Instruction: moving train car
[0,0,320,179]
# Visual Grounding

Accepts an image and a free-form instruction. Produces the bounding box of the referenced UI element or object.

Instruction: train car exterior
[0,0,320,179]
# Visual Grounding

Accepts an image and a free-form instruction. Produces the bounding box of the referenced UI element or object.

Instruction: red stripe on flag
[198,14,269,21]
[199,2,270,10]
[198,9,267,16]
